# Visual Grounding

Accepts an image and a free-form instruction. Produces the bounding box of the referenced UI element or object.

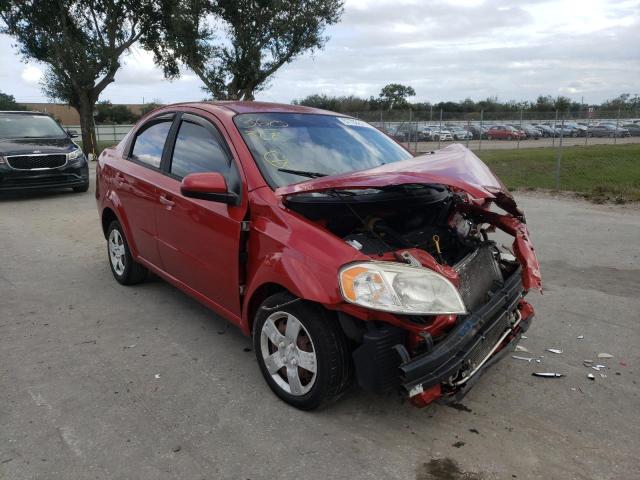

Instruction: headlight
[339,262,467,315]
[68,148,83,160]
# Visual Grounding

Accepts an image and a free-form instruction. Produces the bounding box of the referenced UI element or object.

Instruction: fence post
[552,109,558,148]
[479,110,484,151]
[438,109,443,150]
[614,108,620,145]
[112,124,116,143]
[408,109,413,152]
[555,117,565,190]
[517,108,523,150]
[466,116,470,149]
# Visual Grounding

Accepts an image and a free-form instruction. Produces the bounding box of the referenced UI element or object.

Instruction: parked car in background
[621,123,640,136]
[552,124,577,137]
[428,127,454,141]
[468,124,488,140]
[486,125,525,140]
[449,126,473,140]
[563,122,588,137]
[520,124,542,139]
[533,124,554,137]
[96,101,540,410]
[0,111,89,192]
[587,124,630,137]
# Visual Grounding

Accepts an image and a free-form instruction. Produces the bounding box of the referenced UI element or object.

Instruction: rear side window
[170,120,236,184]
[131,120,172,168]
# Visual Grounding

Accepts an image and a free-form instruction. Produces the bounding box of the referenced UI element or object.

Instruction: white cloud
[20,65,43,84]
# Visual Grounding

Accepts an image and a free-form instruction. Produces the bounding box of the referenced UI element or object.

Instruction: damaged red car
[96,102,541,410]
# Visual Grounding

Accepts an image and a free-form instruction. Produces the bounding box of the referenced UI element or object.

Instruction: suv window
[131,120,172,168]
[169,120,232,179]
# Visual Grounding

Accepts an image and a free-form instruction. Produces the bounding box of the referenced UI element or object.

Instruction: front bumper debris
[400,267,532,404]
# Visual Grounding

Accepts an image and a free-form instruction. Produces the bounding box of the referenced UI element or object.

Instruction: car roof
[0,110,47,115]
[165,101,338,117]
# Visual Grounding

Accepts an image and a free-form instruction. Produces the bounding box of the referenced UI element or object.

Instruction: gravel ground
[1,167,639,480]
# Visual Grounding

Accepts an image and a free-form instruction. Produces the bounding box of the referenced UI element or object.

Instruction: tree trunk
[74,97,97,159]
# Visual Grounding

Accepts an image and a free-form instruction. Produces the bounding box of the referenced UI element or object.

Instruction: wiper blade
[277,167,327,179]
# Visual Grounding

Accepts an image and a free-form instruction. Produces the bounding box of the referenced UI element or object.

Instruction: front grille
[7,154,67,170]
[465,311,511,370]
[454,244,503,312]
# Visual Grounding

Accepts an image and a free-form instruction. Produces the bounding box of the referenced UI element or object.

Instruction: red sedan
[96,102,540,410]
[486,125,526,140]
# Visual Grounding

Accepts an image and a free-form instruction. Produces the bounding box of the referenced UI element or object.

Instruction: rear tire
[253,292,352,410]
[107,220,147,285]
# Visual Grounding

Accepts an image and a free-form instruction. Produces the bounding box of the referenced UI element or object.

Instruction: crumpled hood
[275,143,506,200]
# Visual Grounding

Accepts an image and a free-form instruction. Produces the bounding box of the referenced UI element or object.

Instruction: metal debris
[124,344,136,349]
[592,365,607,371]
[587,373,595,380]
[532,372,564,378]
[546,348,563,354]
[515,345,529,353]
[512,355,534,363]
[597,353,614,359]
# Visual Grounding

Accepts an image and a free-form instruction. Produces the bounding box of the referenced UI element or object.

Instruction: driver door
[154,113,246,320]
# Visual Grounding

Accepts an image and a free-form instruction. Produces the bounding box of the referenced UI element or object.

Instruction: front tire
[107,220,147,285]
[253,292,352,410]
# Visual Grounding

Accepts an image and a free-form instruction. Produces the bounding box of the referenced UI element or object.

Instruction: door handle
[159,194,175,207]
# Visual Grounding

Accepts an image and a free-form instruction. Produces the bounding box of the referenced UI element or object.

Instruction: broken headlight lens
[339,262,467,315]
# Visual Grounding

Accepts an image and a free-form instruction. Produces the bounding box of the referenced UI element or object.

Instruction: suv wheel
[107,220,147,285]
[253,292,352,410]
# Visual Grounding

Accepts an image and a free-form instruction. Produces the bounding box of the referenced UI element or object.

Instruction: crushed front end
[278,145,541,407]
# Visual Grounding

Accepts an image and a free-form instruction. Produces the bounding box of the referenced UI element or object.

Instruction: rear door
[116,114,175,266]
[154,112,246,319]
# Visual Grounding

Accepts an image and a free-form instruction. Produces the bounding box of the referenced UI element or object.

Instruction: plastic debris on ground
[597,353,614,359]
[587,373,595,380]
[512,355,534,363]
[532,372,564,378]
[515,345,529,353]
[154,374,161,379]
[546,348,563,354]
[577,335,584,339]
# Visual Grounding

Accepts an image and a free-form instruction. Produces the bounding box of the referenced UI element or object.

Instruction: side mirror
[180,172,238,205]
[67,129,79,138]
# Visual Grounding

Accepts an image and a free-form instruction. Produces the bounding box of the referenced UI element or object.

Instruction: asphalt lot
[1,167,639,480]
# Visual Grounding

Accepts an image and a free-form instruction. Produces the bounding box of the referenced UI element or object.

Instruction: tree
[95,100,137,124]
[0,1,161,156]
[154,0,344,100]
[0,91,25,110]
[379,84,416,110]
[140,100,164,117]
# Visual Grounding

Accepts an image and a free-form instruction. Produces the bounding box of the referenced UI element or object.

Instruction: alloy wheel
[108,229,126,276]
[260,311,317,396]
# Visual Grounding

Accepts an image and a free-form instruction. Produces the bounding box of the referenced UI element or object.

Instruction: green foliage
[153,0,344,100]
[478,144,640,202]
[379,83,416,110]
[0,91,26,110]
[95,101,137,124]
[140,101,164,116]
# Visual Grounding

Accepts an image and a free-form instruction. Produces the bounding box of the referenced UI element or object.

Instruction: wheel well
[246,283,289,336]
[101,208,118,238]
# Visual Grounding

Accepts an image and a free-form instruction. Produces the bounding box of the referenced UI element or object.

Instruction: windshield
[0,114,67,139]
[234,113,413,188]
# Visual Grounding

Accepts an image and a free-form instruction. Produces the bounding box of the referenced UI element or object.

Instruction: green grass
[476,144,640,203]
[88,140,640,203]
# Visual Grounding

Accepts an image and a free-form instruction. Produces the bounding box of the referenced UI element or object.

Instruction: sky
[1,0,638,106]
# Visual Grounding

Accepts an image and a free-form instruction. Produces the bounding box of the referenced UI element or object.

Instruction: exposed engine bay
[285,183,521,313]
